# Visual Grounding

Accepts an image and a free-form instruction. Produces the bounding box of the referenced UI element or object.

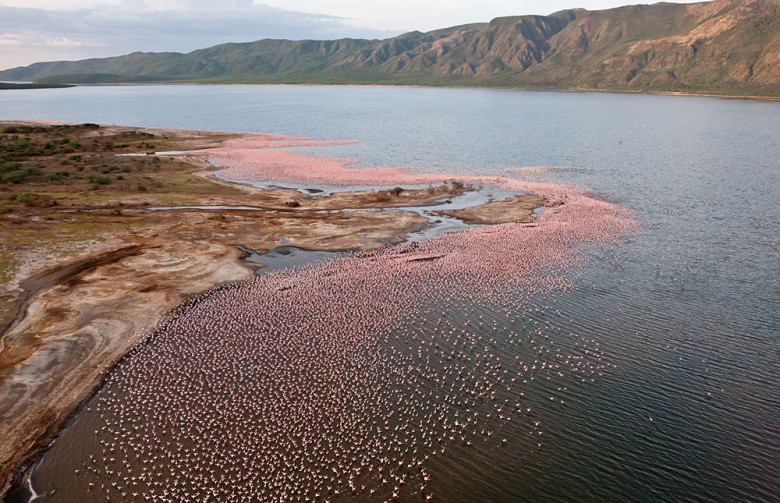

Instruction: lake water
[2,85,779,502]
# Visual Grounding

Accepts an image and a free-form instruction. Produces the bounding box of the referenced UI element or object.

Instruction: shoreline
[4,138,639,499]
[0,122,550,496]
[1,268,250,500]
[8,81,779,102]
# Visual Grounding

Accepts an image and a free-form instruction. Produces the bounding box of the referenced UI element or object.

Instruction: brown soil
[435,194,546,225]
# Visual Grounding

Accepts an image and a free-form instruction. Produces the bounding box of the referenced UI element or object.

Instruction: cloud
[44,37,91,48]
[0,34,22,46]
[0,2,397,70]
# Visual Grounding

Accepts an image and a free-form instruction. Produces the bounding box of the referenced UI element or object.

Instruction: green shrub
[0,161,22,173]
[15,192,33,204]
[86,174,111,184]
[45,173,65,182]
[3,171,27,184]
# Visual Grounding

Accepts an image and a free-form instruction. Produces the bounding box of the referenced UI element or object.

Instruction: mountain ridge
[2,0,779,96]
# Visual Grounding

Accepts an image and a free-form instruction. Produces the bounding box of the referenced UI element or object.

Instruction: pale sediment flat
[0,234,252,493]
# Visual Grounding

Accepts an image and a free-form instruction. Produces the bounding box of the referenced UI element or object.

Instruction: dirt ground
[436,194,546,224]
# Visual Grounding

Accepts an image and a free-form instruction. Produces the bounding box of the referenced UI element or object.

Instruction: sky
[0,0,705,71]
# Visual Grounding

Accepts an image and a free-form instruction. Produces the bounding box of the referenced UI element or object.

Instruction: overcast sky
[1,0,705,71]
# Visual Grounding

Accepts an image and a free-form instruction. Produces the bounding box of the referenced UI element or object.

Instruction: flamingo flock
[67,134,638,501]
[207,135,461,187]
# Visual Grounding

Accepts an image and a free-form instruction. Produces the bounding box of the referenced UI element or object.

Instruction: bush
[3,170,27,184]
[0,126,38,134]
[45,173,65,182]
[15,192,33,205]
[0,161,22,174]
[86,174,111,184]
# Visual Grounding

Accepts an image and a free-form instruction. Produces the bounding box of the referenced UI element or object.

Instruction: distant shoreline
[7,80,779,101]
[0,82,74,90]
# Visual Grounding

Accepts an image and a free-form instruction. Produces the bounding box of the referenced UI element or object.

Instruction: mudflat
[0,122,545,494]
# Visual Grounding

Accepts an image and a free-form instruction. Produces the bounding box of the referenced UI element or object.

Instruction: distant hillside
[2,0,779,96]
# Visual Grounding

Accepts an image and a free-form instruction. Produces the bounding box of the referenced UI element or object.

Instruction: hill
[1,0,778,96]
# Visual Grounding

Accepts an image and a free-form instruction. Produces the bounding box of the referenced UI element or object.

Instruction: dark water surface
[2,86,778,502]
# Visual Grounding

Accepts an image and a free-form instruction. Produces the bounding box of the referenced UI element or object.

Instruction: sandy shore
[0,123,552,495]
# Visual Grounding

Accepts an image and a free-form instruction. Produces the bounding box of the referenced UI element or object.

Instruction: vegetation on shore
[0,124,239,330]
[0,123,234,204]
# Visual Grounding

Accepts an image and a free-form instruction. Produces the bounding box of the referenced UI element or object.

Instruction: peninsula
[0,122,545,494]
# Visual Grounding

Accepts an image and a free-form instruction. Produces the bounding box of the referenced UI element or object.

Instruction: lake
[1,85,778,502]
